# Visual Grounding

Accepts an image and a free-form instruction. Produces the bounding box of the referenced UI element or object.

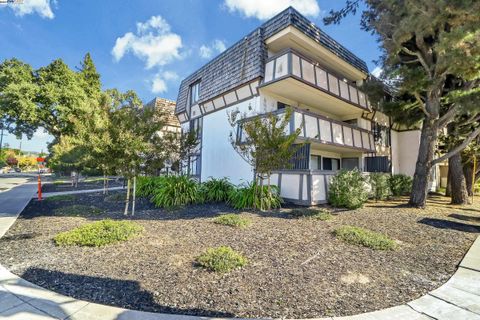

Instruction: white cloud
[371,66,383,78]
[3,0,55,19]
[151,71,179,94]
[223,0,320,20]
[199,39,227,59]
[112,15,183,69]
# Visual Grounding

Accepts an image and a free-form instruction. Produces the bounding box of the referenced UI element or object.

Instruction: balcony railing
[238,108,375,153]
[262,49,370,111]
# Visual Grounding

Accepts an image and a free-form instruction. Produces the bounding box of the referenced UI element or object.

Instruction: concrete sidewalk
[0,180,37,238]
[0,180,479,319]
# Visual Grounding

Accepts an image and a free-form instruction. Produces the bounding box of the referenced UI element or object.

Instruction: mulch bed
[42,178,124,193]
[0,192,479,318]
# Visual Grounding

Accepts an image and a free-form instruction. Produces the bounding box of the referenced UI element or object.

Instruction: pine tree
[325,0,480,208]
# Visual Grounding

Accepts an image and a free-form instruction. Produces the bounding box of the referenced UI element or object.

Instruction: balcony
[259,49,371,116]
[238,108,375,153]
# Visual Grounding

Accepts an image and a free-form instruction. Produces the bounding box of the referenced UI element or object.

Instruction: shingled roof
[145,97,180,128]
[176,6,368,115]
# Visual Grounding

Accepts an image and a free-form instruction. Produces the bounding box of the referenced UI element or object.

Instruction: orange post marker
[38,174,42,201]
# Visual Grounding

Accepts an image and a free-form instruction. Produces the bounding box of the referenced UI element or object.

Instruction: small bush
[53,204,103,216]
[199,177,234,203]
[196,246,248,272]
[44,194,75,202]
[328,169,369,209]
[334,226,397,250]
[369,173,390,201]
[54,220,143,247]
[136,176,166,198]
[151,175,198,208]
[389,174,413,196]
[213,214,251,228]
[290,208,332,221]
[228,181,282,211]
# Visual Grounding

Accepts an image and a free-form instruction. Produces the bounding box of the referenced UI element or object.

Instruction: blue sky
[0,0,381,153]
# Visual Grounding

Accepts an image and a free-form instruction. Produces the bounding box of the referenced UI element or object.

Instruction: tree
[325,0,480,207]
[228,107,302,210]
[0,59,38,139]
[6,156,18,167]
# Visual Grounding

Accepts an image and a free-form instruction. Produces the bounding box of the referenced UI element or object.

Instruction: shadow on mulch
[418,217,480,233]
[449,213,480,223]
[21,267,235,317]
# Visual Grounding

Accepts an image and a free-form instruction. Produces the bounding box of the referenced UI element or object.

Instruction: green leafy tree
[0,59,38,139]
[228,107,302,210]
[325,0,480,208]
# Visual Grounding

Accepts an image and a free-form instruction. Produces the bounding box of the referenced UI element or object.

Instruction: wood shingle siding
[176,7,368,116]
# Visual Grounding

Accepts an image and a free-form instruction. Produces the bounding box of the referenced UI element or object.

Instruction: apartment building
[175,7,430,205]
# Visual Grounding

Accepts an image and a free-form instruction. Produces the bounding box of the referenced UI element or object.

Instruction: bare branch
[432,126,480,165]
[437,105,458,129]
[401,46,432,78]
[413,92,430,117]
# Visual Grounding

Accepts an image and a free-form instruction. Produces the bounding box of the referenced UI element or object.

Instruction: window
[190,81,200,105]
[310,155,321,170]
[342,158,359,170]
[343,118,358,126]
[372,122,391,147]
[365,156,390,173]
[323,157,340,171]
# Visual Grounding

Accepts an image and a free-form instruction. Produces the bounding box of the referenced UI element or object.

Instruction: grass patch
[290,208,332,221]
[196,246,248,273]
[213,214,251,228]
[85,177,113,183]
[53,180,69,185]
[44,194,75,202]
[334,226,397,250]
[53,204,103,216]
[54,219,143,247]
[104,192,126,202]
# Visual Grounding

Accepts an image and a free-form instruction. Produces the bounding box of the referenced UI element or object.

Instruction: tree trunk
[132,176,136,216]
[103,171,107,195]
[450,153,469,204]
[464,162,474,197]
[409,120,438,208]
[445,165,451,197]
[124,178,131,215]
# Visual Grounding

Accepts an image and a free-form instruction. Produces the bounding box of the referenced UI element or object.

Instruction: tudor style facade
[175,7,440,205]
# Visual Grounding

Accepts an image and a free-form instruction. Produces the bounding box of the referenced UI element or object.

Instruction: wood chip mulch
[0,192,478,318]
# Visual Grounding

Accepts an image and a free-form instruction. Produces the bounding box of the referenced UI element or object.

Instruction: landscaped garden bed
[0,190,478,318]
[41,177,124,193]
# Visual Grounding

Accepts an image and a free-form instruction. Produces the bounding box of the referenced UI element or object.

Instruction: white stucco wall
[391,129,421,177]
[201,95,276,185]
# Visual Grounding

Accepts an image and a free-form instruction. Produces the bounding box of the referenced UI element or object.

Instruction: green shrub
[228,181,282,211]
[213,214,251,228]
[44,194,75,202]
[54,219,143,247]
[334,226,397,250]
[199,177,234,203]
[369,173,390,201]
[328,169,369,209]
[53,204,103,216]
[136,176,166,198]
[389,174,413,196]
[290,208,332,221]
[151,175,198,208]
[196,246,248,272]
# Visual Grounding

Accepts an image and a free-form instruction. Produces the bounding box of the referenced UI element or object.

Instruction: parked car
[14,167,21,173]
[0,167,8,174]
